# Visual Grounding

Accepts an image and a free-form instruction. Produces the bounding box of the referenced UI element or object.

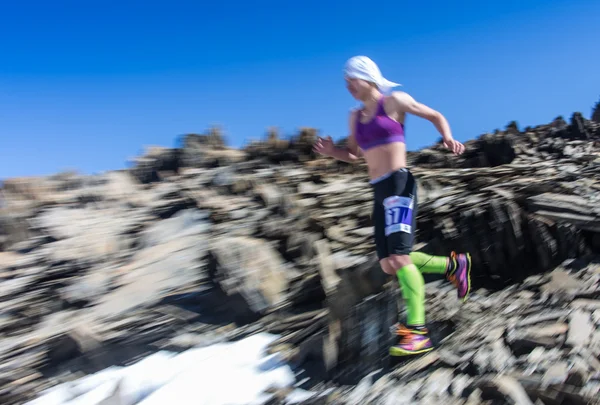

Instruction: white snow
[25,333,318,405]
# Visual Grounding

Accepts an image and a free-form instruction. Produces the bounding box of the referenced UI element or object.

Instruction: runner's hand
[313,136,335,156]
[443,138,465,155]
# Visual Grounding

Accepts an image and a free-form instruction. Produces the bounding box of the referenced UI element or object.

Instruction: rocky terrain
[0,110,599,404]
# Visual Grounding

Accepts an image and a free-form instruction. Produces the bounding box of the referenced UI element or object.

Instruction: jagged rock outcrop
[410,112,600,169]
[0,111,599,405]
[244,127,318,164]
[592,97,600,124]
[127,126,319,184]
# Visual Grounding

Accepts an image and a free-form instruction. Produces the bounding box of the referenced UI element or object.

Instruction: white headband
[343,56,401,93]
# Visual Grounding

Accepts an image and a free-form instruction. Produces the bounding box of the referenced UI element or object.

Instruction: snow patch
[26,333,318,405]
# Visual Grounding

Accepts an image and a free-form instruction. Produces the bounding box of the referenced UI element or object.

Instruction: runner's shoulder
[389,91,414,104]
[387,91,417,113]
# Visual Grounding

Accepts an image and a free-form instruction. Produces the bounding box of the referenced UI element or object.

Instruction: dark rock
[207,236,290,323]
[129,146,181,183]
[592,97,600,124]
[569,112,590,139]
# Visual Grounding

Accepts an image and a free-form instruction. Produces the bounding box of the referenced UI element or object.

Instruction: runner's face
[345,77,373,100]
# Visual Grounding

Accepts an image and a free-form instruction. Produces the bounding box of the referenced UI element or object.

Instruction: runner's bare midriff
[362,142,407,180]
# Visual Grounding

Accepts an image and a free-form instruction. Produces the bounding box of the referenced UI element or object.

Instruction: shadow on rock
[157,287,249,326]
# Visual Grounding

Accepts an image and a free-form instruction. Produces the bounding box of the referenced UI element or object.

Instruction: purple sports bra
[355,96,405,151]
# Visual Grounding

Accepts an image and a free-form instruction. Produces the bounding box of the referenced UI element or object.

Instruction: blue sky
[1,0,599,178]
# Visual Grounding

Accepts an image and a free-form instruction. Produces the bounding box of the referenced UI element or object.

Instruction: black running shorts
[371,168,418,260]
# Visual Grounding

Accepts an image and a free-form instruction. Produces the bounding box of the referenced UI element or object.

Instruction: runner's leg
[377,170,433,356]
[409,251,449,274]
[409,251,472,296]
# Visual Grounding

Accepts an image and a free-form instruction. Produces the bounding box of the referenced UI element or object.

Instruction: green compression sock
[397,264,426,326]
[409,251,449,275]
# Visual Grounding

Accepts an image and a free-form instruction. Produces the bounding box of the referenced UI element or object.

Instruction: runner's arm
[391,91,454,142]
[325,110,362,163]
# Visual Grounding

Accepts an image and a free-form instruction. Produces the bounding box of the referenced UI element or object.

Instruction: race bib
[383,195,414,236]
